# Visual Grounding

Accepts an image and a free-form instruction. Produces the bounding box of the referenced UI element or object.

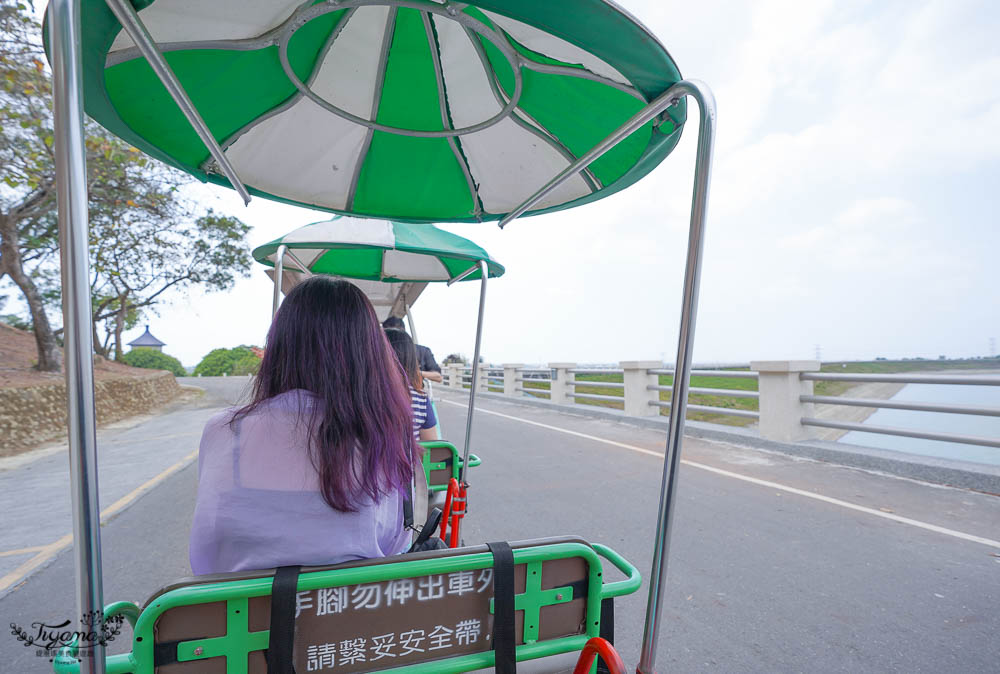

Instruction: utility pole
[814,344,822,362]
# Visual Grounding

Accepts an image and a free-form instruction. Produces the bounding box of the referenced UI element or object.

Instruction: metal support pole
[637,81,716,674]
[103,0,252,204]
[49,1,105,671]
[405,303,418,344]
[460,260,488,480]
[271,244,287,317]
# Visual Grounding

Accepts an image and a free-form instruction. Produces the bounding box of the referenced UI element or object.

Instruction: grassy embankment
[502,358,999,427]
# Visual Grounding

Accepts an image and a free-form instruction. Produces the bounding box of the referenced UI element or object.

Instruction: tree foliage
[0,1,252,369]
[194,346,260,377]
[119,347,187,377]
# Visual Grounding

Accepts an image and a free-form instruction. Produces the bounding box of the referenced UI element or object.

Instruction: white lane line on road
[441,399,1000,550]
[0,450,198,594]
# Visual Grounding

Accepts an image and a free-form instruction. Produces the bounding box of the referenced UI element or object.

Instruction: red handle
[573,637,626,674]
[440,478,458,542]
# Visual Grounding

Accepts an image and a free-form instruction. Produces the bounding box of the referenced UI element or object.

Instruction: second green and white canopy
[253,217,505,281]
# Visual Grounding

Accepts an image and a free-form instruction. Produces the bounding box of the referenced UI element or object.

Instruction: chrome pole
[103,0,252,204]
[460,260,488,480]
[406,303,433,397]
[404,303,418,343]
[271,244,287,317]
[49,1,105,672]
[637,80,717,674]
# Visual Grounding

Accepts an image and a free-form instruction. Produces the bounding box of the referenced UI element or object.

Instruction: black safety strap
[266,565,301,674]
[153,640,180,667]
[486,541,516,674]
[596,598,616,674]
[403,489,414,529]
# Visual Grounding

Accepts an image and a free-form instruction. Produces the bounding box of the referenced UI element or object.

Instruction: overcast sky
[94,0,1000,366]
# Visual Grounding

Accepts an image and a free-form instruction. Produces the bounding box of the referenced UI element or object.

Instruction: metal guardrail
[800,372,1000,385]
[648,384,758,399]
[801,395,1000,417]
[569,368,624,375]
[572,392,625,403]
[649,400,760,419]
[801,418,1000,449]
[800,372,1000,449]
[569,380,624,390]
[649,368,758,379]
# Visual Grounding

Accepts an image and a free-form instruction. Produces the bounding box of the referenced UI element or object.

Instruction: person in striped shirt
[385,328,439,442]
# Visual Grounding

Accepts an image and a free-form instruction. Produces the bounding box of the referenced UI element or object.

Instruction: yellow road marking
[0,545,48,558]
[0,450,198,594]
[441,399,1000,551]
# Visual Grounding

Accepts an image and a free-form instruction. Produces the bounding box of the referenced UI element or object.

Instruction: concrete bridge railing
[440,361,1000,451]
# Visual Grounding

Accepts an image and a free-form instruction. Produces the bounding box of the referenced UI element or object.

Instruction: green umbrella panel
[72,0,686,223]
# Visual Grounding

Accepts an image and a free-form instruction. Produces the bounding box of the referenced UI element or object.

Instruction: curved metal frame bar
[499,79,716,674]
[277,0,524,139]
[460,260,488,481]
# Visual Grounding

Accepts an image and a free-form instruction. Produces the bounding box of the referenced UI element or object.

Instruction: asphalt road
[2,380,998,672]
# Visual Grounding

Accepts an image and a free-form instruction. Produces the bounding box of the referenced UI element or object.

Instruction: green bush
[119,348,186,377]
[231,353,261,376]
[194,346,259,377]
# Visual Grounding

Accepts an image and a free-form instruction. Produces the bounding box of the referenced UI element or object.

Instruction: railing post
[503,364,523,397]
[446,363,464,387]
[476,366,489,393]
[548,362,576,404]
[751,360,821,442]
[621,361,661,416]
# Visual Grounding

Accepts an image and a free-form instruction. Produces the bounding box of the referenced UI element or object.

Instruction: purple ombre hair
[231,277,416,512]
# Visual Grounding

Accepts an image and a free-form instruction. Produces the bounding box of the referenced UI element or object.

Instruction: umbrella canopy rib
[346,7,397,212]
[424,11,483,219]
[461,23,601,193]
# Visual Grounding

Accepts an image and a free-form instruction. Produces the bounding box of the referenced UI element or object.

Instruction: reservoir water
[839,376,1000,466]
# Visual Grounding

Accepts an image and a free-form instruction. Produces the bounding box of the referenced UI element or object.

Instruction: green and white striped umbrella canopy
[255,217,503,319]
[78,0,685,222]
[253,217,505,281]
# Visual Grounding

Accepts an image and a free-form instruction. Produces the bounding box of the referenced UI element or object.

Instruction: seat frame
[53,538,639,674]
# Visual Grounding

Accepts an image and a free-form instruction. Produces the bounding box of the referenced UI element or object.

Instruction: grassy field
[500,357,1000,427]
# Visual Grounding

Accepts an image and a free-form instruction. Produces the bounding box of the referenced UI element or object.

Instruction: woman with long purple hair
[189,277,417,574]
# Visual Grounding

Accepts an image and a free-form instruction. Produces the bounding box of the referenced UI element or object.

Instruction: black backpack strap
[266,565,301,674]
[486,541,517,674]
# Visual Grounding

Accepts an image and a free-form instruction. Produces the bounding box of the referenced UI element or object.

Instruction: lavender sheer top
[190,389,410,575]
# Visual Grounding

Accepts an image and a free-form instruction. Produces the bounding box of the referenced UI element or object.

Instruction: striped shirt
[410,387,437,439]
